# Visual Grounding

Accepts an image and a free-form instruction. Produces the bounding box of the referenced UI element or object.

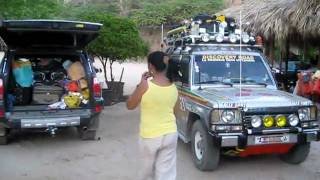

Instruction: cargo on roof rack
[165,14,260,47]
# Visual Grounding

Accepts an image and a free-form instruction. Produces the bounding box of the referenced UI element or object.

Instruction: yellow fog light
[263,116,274,127]
[276,115,287,127]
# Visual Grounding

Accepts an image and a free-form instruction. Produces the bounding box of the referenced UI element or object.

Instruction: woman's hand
[126,72,150,110]
[137,71,151,92]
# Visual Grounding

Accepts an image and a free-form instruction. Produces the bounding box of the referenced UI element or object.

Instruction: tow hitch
[46,126,58,136]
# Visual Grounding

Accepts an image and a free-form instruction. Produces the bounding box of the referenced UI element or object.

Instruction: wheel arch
[186,112,206,142]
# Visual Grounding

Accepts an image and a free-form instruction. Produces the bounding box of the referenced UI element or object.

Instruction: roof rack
[165,14,259,47]
[188,43,262,48]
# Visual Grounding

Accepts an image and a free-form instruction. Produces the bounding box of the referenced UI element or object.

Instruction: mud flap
[78,115,100,140]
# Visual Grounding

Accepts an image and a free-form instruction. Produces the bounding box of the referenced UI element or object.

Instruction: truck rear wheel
[191,120,220,171]
[78,116,100,140]
[0,128,9,145]
[0,136,8,145]
[279,142,310,164]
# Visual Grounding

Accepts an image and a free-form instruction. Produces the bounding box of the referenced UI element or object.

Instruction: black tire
[0,128,9,145]
[78,129,97,140]
[0,136,8,145]
[78,116,100,140]
[191,120,220,171]
[279,142,310,164]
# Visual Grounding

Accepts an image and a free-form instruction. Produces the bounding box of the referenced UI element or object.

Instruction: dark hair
[148,51,175,82]
[147,51,167,72]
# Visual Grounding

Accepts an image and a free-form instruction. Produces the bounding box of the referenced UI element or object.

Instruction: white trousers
[139,132,178,180]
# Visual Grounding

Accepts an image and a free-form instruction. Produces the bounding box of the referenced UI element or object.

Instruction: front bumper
[216,128,320,148]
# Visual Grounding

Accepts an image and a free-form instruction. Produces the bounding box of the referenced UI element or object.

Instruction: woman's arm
[126,72,150,110]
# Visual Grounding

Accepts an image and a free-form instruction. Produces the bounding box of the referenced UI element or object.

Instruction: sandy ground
[93,60,147,95]
[0,103,319,180]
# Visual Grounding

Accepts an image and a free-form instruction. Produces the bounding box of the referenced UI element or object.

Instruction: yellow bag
[82,88,90,100]
[64,95,81,108]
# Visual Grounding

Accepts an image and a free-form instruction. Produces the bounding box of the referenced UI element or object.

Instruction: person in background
[126,51,178,180]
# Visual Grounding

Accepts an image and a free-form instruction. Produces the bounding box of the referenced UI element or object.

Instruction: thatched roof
[290,0,320,39]
[219,0,320,45]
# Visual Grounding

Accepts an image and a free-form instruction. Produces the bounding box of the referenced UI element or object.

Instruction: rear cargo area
[6,54,92,112]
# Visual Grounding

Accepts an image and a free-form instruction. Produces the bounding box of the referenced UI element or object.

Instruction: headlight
[242,33,250,43]
[310,106,317,120]
[215,33,224,43]
[276,115,287,127]
[263,115,274,127]
[201,33,210,42]
[221,110,235,123]
[251,115,262,128]
[229,34,237,43]
[211,109,241,124]
[288,114,299,126]
[298,108,310,121]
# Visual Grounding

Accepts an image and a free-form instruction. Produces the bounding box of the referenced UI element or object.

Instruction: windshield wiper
[198,80,233,86]
[232,79,267,87]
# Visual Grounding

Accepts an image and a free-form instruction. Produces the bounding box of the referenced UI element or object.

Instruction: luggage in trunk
[14,86,33,105]
[33,84,64,104]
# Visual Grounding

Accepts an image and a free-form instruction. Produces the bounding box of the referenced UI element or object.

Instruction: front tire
[280,142,310,164]
[191,120,220,171]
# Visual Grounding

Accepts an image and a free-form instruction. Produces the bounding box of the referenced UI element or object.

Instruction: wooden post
[264,40,270,62]
[285,38,290,91]
[270,37,275,67]
[303,39,307,62]
[318,48,320,67]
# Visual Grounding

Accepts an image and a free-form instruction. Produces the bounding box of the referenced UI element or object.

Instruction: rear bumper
[20,116,81,128]
[2,109,99,129]
[215,128,320,148]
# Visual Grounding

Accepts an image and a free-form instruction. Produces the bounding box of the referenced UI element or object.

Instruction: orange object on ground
[238,144,294,157]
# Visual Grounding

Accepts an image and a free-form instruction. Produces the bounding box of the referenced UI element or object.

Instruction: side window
[168,55,190,84]
[180,56,190,84]
[168,55,180,82]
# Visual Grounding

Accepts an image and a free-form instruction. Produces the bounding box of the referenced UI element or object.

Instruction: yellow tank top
[140,81,178,138]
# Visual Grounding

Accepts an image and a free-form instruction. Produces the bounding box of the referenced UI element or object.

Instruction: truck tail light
[93,77,102,97]
[95,105,102,113]
[0,79,4,118]
[0,79,3,100]
[0,109,4,118]
[93,77,102,113]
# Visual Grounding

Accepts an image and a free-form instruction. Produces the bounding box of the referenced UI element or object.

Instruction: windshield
[193,54,274,85]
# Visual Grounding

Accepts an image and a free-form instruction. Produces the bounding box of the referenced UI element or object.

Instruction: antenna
[161,24,164,51]
[198,66,202,90]
[239,4,242,101]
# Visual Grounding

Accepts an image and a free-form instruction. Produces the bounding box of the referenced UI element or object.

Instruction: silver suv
[168,44,320,171]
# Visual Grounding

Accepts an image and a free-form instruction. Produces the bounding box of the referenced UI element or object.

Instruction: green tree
[131,0,225,26]
[0,0,64,19]
[80,12,148,82]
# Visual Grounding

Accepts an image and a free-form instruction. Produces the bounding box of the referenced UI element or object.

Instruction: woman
[126,51,178,180]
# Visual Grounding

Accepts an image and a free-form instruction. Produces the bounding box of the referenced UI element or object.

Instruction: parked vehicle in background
[0,20,104,144]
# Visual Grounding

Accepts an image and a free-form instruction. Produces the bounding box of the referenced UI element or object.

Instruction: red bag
[312,79,320,96]
[67,81,79,92]
[297,72,312,96]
